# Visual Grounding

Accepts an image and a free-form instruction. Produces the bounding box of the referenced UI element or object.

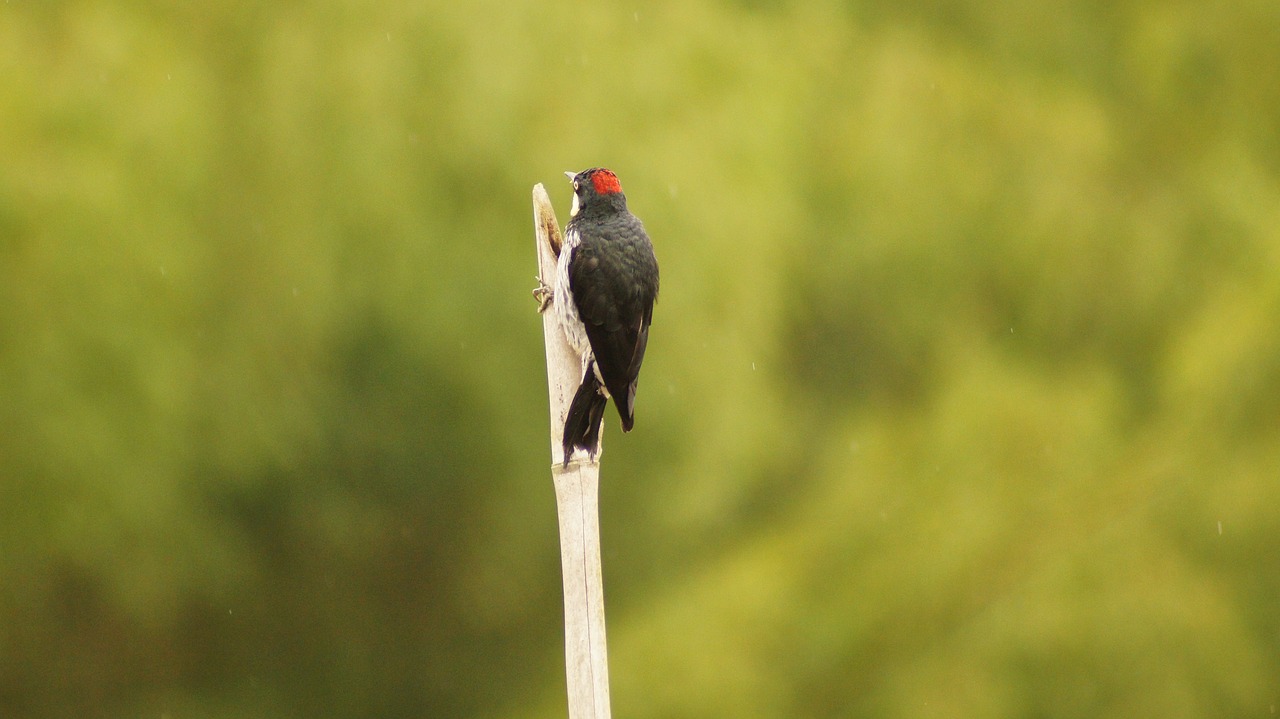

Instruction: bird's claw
[533,277,553,313]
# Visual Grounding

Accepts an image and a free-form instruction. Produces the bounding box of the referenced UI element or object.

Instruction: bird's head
[566,168,626,218]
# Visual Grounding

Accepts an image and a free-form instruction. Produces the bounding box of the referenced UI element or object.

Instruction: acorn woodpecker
[552,168,659,466]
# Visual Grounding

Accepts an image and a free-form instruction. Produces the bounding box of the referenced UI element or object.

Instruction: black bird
[552,168,659,466]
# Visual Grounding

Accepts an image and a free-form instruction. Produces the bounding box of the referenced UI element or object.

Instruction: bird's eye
[573,181,580,191]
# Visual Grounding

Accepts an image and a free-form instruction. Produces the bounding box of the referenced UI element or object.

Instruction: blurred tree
[0,0,1276,717]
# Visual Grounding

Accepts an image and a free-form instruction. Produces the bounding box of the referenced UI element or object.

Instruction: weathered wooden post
[532,183,612,719]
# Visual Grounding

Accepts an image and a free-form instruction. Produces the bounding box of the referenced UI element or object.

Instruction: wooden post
[532,183,612,719]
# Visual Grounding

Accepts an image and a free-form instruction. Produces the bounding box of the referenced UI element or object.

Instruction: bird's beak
[564,171,577,182]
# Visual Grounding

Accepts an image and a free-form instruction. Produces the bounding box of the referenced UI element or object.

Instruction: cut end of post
[533,183,564,258]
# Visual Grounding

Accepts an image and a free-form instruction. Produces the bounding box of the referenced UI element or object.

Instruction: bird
[551,168,659,467]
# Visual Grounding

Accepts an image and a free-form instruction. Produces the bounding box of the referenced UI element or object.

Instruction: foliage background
[3,0,1278,717]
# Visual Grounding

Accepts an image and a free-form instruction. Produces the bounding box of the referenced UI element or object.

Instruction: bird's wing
[569,240,650,427]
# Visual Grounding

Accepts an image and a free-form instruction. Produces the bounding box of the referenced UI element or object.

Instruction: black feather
[567,212,658,433]
[562,363,608,466]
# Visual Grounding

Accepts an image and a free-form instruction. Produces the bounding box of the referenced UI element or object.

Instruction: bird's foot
[532,277,553,313]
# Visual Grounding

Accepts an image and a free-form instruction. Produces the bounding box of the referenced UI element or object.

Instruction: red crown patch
[591,170,622,195]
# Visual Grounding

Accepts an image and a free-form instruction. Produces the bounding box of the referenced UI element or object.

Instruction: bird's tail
[562,363,608,467]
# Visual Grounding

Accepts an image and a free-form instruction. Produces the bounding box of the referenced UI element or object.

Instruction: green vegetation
[3,1,1277,717]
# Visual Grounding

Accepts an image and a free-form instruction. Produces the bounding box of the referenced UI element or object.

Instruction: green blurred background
[3,0,1278,716]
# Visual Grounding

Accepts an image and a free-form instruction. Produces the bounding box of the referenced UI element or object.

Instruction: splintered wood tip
[533,184,563,258]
